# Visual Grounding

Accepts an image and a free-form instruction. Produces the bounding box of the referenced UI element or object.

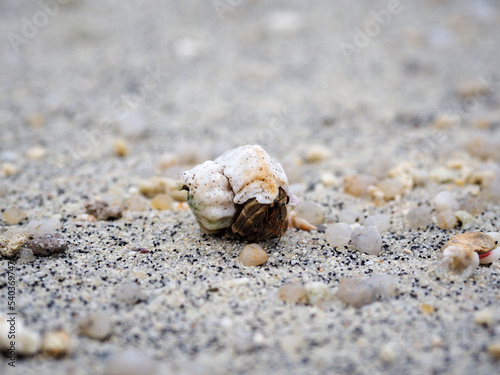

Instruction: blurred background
[0,0,499,178]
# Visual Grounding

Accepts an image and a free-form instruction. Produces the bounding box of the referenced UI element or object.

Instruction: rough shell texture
[177,145,300,240]
[444,232,496,254]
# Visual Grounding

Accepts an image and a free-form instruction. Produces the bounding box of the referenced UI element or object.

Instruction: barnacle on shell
[176,145,300,240]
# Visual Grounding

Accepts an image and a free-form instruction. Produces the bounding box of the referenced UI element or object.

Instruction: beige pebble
[488,342,500,360]
[278,282,309,304]
[304,282,330,305]
[379,343,399,363]
[42,330,71,358]
[2,207,27,225]
[238,244,268,266]
[113,138,130,157]
[456,80,490,99]
[0,315,41,356]
[320,172,338,187]
[419,303,436,314]
[125,196,148,211]
[139,177,168,198]
[304,145,331,163]
[1,163,19,177]
[79,312,112,341]
[151,194,172,210]
[157,152,178,170]
[474,308,495,327]
[435,210,458,229]
[0,233,29,257]
[26,146,46,160]
[344,174,377,197]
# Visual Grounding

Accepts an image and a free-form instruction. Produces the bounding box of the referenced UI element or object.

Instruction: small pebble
[435,210,458,229]
[26,146,46,160]
[18,247,35,263]
[304,282,330,305]
[79,312,113,341]
[105,349,157,375]
[336,274,396,308]
[0,315,41,356]
[304,145,330,163]
[27,218,61,237]
[41,330,71,358]
[474,308,495,327]
[339,209,363,224]
[344,175,377,197]
[455,210,475,229]
[406,206,432,229]
[487,342,500,360]
[351,226,382,255]
[151,194,172,210]
[379,342,400,363]
[157,152,178,170]
[2,207,27,225]
[293,201,325,226]
[376,178,404,201]
[460,197,485,216]
[125,196,148,211]
[434,191,459,212]
[320,172,338,187]
[116,282,145,304]
[26,112,45,128]
[85,197,123,220]
[24,234,69,256]
[113,138,130,157]
[139,177,168,198]
[278,282,309,304]
[238,244,268,266]
[0,233,29,257]
[420,303,436,314]
[325,223,352,247]
[1,162,19,176]
[364,214,390,234]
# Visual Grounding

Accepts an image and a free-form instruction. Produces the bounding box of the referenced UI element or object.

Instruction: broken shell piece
[435,232,500,279]
[177,145,300,241]
[288,211,317,231]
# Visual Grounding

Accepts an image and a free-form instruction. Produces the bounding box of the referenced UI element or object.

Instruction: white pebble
[293,201,325,225]
[27,218,61,237]
[434,191,459,212]
[339,209,363,224]
[79,312,113,341]
[325,223,352,247]
[304,282,330,305]
[364,214,390,234]
[118,112,147,138]
[116,283,145,304]
[351,226,382,255]
[0,315,41,356]
[406,206,432,229]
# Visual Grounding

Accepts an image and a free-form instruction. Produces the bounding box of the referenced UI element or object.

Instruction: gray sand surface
[1,1,500,374]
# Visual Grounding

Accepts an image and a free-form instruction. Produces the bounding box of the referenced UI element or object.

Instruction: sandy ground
[1,0,500,374]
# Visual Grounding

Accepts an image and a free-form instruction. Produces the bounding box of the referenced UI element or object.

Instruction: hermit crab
[435,232,500,279]
[176,145,301,241]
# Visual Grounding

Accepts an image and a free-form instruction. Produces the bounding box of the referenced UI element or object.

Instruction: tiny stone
[336,278,376,308]
[157,152,178,170]
[105,349,157,375]
[325,223,352,247]
[151,194,172,210]
[487,342,500,360]
[24,234,69,256]
[0,315,41,356]
[85,197,123,220]
[18,248,35,263]
[26,146,46,160]
[79,312,112,341]
[379,343,399,363]
[278,282,309,304]
[376,178,404,200]
[460,197,485,216]
[364,214,390,234]
[118,112,147,138]
[304,282,330,305]
[344,174,377,197]
[339,209,363,224]
[125,196,148,211]
[367,274,397,297]
[293,201,325,225]
[2,207,27,225]
[436,210,458,229]
[27,218,61,237]
[42,330,71,358]
[434,191,459,212]
[1,162,19,176]
[454,210,475,229]
[113,138,130,157]
[304,145,331,163]
[474,308,495,327]
[26,113,45,128]
[420,303,436,314]
[139,177,168,198]
[320,172,338,187]
[116,282,145,304]
[0,233,29,257]
[238,244,268,266]
[351,226,382,255]
[406,206,432,229]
